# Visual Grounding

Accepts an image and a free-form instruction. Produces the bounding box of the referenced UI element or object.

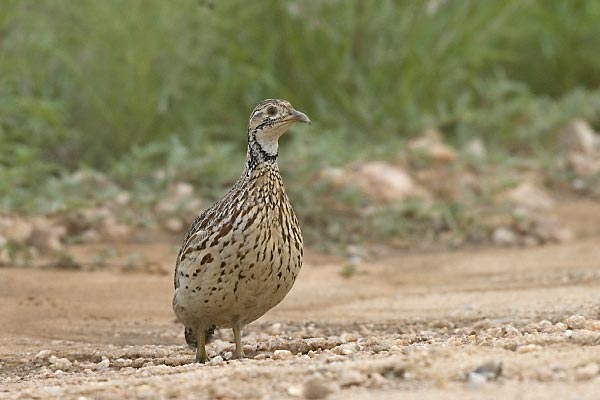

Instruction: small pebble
[472,360,502,380]
[272,350,293,360]
[287,385,303,397]
[96,358,110,371]
[34,350,52,361]
[566,315,587,330]
[585,320,600,331]
[447,337,462,346]
[209,356,224,365]
[503,325,521,337]
[49,356,72,371]
[554,322,567,332]
[466,372,487,388]
[517,344,542,353]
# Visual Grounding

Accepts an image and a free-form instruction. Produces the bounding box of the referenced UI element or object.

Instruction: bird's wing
[174,209,212,290]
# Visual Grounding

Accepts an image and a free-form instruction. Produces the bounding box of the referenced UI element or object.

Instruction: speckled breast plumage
[173,163,303,330]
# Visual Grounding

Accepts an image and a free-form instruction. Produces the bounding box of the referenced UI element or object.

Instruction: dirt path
[2,204,600,399]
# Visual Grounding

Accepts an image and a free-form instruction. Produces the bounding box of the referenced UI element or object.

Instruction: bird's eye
[266,106,277,117]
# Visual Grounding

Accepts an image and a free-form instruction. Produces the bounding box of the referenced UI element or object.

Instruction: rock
[462,138,487,159]
[516,344,541,353]
[340,333,359,343]
[566,153,600,177]
[49,356,72,371]
[331,343,357,356]
[575,363,600,381]
[163,217,184,233]
[560,119,600,155]
[566,315,587,330]
[287,385,303,397]
[554,322,567,332]
[585,320,600,331]
[505,182,554,210]
[323,162,430,203]
[0,216,33,243]
[27,218,66,253]
[209,355,224,365]
[355,162,431,203]
[466,372,487,388]
[338,370,366,387]
[113,191,131,206]
[268,322,283,335]
[34,350,52,361]
[303,376,335,399]
[503,325,521,337]
[155,182,201,218]
[532,216,574,243]
[272,350,293,360]
[472,360,502,380]
[95,358,110,371]
[408,128,457,163]
[492,227,519,246]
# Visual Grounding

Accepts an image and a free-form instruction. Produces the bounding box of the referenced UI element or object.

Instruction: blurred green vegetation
[1,0,600,247]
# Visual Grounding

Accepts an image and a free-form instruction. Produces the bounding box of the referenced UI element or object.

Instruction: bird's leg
[195,327,208,363]
[232,324,245,359]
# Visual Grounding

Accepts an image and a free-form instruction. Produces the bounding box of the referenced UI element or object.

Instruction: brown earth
[1,200,600,399]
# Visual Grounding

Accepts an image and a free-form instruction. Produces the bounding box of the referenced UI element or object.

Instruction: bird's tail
[184,326,216,349]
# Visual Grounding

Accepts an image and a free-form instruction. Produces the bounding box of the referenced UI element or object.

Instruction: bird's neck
[246,138,278,171]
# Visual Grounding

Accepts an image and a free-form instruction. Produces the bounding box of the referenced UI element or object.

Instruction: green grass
[1,0,600,248]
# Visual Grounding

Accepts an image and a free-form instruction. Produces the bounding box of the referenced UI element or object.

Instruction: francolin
[173,99,310,363]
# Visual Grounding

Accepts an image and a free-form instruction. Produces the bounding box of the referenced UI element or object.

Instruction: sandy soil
[2,201,600,399]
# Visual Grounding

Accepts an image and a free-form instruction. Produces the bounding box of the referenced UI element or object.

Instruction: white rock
[505,182,555,210]
[554,322,567,332]
[331,343,357,356]
[492,227,519,245]
[0,216,33,243]
[355,162,431,203]
[463,138,487,159]
[566,315,587,330]
[560,119,600,155]
[466,372,487,388]
[566,153,600,177]
[287,385,303,397]
[269,322,283,335]
[532,216,574,243]
[272,350,293,360]
[95,358,110,370]
[34,350,52,361]
[209,356,224,365]
[49,356,72,371]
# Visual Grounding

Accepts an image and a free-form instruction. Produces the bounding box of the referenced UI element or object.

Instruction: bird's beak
[289,109,311,125]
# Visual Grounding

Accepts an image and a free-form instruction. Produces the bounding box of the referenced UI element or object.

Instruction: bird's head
[247,99,311,165]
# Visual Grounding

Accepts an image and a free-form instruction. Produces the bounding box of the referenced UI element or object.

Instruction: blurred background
[1,0,600,267]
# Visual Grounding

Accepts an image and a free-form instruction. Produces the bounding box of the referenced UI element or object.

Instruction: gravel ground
[2,201,600,399]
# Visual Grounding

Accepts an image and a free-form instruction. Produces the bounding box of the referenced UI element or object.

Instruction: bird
[172,99,311,363]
